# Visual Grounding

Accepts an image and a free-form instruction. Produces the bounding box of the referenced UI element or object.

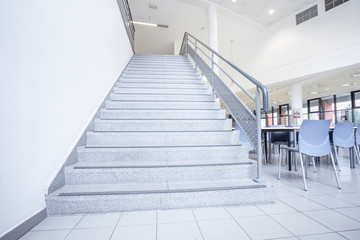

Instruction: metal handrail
[180,32,268,111]
[180,32,268,182]
[117,0,135,50]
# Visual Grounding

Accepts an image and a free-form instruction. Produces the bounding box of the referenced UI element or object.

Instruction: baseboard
[0,208,47,240]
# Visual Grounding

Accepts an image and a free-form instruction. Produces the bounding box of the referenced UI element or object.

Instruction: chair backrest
[333,122,355,148]
[298,120,331,157]
[356,124,360,145]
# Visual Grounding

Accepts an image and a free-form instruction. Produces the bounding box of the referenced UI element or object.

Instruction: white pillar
[208,3,218,74]
[208,3,218,51]
[291,83,303,125]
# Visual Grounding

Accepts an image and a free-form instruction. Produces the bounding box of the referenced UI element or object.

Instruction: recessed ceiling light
[268,9,274,15]
[341,83,351,87]
[312,84,319,88]
[310,91,318,95]
[324,88,330,91]
[148,4,157,9]
[273,101,277,104]
[232,0,237,2]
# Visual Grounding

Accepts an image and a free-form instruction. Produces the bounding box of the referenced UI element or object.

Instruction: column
[291,83,303,125]
[208,3,219,75]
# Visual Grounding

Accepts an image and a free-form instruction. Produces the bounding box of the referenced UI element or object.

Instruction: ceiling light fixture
[232,0,237,2]
[132,21,168,28]
[268,9,274,15]
[341,83,351,87]
[310,91,318,95]
[148,4,157,9]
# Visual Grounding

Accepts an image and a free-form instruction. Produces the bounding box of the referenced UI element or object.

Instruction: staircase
[46,54,275,215]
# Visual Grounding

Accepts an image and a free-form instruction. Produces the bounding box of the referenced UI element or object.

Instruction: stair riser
[77,145,249,162]
[114,88,210,95]
[122,75,200,80]
[46,187,275,215]
[94,119,232,131]
[127,66,194,71]
[100,109,225,120]
[86,131,239,147]
[65,164,255,185]
[105,101,219,110]
[119,79,203,84]
[126,68,196,73]
[117,83,206,89]
[124,70,197,75]
[109,93,212,102]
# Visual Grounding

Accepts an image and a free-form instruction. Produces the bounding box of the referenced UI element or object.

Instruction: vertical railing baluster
[211,52,215,101]
[254,88,262,183]
[185,34,188,57]
[194,40,198,72]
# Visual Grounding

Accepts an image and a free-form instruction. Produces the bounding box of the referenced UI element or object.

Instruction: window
[308,98,321,120]
[336,93,352,123]
[325,0,349,11]
[296,5,318,25]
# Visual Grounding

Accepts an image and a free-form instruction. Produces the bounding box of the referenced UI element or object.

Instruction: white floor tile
[32,215,83,231]
[257,201,297,215]
[332,192,360,206]
[111,225,156,240]
[117,211,157,226]
[304,209,360,232]
[235,215,293,240]
[19,230,70,240]
[338,230,360,240]
[75,213,121,229]
[157,209,195,223]
[198,219,250,240]
[64,227,113,240]
[334,207,360,222]
[157,222,203,240]
[306,195,356,208]
[298,233,346,240]
[226,205,265,218]
[192,207,231,221]
[271,212,331,236]
[280,197,327,212]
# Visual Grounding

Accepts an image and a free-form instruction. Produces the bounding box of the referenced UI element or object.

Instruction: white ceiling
[205,0,318,26]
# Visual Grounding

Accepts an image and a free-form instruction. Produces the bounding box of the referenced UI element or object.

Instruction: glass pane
[354,91,360,108]
[322,96,335,126]
[336,109,352,123]
[309,99,320,112]
[354,109,360,125]
[336,93,351,110]
[309,113,320,120]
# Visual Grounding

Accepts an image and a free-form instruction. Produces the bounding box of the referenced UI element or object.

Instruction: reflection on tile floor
[20,154,360,240]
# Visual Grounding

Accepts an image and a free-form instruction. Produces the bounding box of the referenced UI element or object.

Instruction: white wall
[130,0,209,54]
[246,0,360,84]
[0,0,133,236]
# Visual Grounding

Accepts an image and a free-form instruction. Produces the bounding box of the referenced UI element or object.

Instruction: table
[262,126,357,170]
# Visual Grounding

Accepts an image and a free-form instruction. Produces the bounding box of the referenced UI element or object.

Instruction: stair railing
[117,0,135,50]
[180,32,268,182]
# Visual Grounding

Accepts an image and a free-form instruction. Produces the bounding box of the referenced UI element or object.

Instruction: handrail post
[185,34,188,57]
[194,40,198,72]
[211,52,215,101]
[254,87,263,183]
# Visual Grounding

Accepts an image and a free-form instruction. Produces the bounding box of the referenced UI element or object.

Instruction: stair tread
[70,159,254,169]
[49,179,267,197]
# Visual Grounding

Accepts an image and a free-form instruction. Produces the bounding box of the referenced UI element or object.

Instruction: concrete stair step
[125,69,197,75]
[114,87,210,95]
[105,101,219,110]
[86,130,239,147]
[46,179,275,214]
[77,144,249,162]
[109,93,212,101]
[125,68,196,73]
[122,74,200,80]
[100,109,226,120]
[93,119,232,131]
[127,65,194,70]
[119,79,203,85]
[65,159,256,185]
[117,82,207,89]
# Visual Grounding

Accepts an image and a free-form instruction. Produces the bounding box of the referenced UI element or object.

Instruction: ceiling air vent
[296,5,318,25]
[325,0,349,12]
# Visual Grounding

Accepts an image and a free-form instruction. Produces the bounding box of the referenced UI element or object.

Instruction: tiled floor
[20,153,360,240]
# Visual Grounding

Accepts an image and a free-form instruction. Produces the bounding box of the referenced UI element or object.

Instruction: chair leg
[311,156,317,173]
[355,145,360,165]
[330,152,341,189]
[269,143,272,164]
[334,146,341,171]
[278,148,282,180]
[294,152,298,171]
[299,153,308,191]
